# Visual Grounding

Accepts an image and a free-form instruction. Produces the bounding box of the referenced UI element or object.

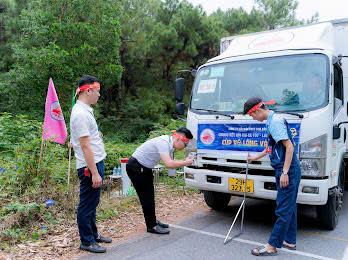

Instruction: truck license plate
[228,178,254,193]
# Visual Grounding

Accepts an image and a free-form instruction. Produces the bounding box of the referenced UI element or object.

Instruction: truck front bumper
[184,167,328,205]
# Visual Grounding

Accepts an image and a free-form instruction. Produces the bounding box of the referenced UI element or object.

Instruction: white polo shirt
[70,100,106,169]
[132,135,174,169]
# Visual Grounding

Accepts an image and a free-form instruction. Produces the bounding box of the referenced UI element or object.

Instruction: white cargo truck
[174,18,348,230]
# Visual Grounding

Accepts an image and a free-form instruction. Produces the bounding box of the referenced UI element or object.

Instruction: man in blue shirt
[243,97,301,257]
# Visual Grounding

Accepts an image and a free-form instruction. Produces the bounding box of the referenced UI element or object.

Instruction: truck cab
[175,19,348,230]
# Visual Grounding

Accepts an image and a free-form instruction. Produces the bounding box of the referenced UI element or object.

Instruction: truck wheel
[203,191,231,210]
[316,161,344,230]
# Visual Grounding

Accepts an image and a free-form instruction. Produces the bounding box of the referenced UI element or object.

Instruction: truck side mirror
[175,103,185,116]
[175,78,185,102]
[333,121,348,139]
[333,126,341,139]
[191,69,197,77]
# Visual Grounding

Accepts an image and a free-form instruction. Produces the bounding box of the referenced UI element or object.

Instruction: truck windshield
[190,54,329,113]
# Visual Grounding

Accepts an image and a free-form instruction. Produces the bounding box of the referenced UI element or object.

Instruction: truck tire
[316,161,344,230]
[203,191,231,210]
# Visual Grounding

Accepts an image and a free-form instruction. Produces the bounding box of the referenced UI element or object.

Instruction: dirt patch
[2,185,208,259]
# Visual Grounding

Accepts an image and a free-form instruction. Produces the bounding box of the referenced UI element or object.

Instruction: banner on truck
[198,123,301,153]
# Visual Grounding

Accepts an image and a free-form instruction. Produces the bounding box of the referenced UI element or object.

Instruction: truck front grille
[202,164,274,176]
[201,157,261,165]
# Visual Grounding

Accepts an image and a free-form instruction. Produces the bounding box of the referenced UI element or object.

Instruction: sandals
[251,246,278,256]
[282,244,296,250]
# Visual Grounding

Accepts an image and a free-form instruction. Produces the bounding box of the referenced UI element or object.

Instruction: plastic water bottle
[117,166,121,176]
[113,166,117,176]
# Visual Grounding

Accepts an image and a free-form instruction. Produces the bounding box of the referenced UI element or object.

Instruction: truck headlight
[299,134,327,177]
[299,159,325,177]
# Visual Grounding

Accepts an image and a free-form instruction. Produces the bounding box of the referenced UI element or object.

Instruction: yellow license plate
[228,178,254,193]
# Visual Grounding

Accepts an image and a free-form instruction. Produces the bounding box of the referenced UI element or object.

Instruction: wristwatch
[282,170,288,175]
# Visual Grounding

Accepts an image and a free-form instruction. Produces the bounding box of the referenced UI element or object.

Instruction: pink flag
[42,78,68,144]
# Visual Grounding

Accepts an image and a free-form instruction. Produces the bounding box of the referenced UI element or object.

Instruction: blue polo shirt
[266,111,289,143]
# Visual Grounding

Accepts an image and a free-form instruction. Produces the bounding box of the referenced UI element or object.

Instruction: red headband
[247,100,275,115]
[171,130,190,144]
[75,82,100,97]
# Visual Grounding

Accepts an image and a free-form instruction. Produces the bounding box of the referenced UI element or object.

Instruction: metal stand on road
[224,153,250,245]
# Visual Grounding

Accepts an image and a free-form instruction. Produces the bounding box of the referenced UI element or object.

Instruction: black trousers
[77,160,105,246]
[126,157,156,229]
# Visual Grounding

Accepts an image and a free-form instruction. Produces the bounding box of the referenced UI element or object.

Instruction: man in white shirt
[126,127,195,234]
[70,75,110,253]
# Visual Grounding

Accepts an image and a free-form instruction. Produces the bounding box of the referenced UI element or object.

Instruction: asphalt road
[79,192,348,260]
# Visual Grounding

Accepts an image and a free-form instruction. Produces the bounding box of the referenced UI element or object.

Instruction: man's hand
[80,136,101,188]
[184,156,195,166]
[247,155,256,163]
[92,172,103,188]
[280,173,289,188]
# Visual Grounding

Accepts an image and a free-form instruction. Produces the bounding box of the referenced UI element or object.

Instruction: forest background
[0,0,318,249]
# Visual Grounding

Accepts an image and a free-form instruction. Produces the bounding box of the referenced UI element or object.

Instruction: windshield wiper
[192,108,235,119]
[275,111,304,119]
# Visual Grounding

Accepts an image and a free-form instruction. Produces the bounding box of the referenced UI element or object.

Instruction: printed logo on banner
[50,101,64,121]
[200,128,215,145]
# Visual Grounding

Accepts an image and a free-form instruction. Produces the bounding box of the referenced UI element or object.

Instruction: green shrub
[103,141,138,174]
[147,119,186,139]
[100,87,177,143]
[0,113,42,152]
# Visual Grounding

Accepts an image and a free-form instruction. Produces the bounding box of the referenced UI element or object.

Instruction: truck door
[318,63,345,230]
[333,64,346,151]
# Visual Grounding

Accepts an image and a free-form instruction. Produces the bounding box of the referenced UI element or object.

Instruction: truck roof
[210,18,348,63]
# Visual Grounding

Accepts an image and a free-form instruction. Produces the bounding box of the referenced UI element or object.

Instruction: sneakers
[79,243,106,253]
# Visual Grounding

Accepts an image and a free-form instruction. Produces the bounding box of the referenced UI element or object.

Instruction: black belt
[128,156,152,173]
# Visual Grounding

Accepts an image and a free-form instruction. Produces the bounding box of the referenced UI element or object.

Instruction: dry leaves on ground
[1,185,208,260]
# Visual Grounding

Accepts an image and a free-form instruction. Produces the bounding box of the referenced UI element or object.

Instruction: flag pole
[67,146,72,187]
[67,89,76,189]
[38,136,45,171]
